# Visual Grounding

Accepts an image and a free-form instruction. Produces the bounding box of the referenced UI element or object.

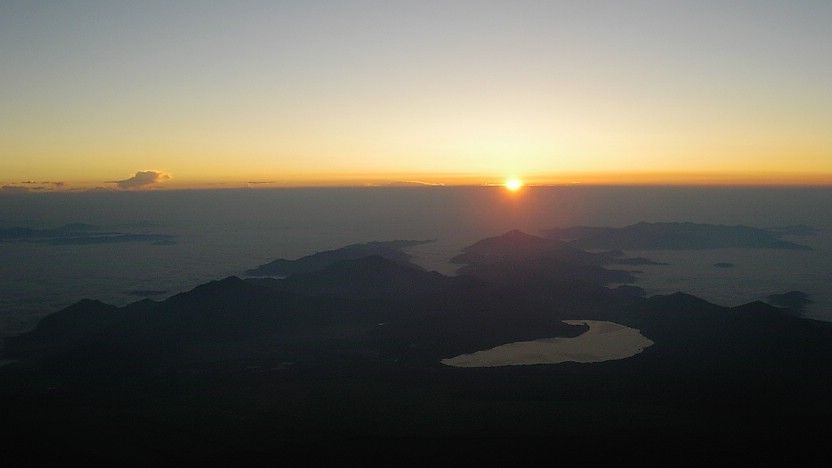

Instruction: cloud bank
[383,180,446,187]
[21,181,65,187]
[110,171,170,190]
[1,185,30,194]
[0,181,67,193]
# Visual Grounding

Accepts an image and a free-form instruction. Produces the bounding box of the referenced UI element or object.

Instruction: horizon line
[4,171,832,193]
[5,181,832,195]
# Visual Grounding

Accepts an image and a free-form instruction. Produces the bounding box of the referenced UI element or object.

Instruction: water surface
[441,320,654,367]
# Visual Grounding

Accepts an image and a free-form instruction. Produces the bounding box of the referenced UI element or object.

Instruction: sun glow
[505,178,524,192]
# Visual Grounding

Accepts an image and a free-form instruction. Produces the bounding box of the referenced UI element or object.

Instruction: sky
[1,0,830,190]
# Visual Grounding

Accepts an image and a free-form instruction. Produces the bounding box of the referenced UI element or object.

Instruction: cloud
[1,185,30,193]
[384,180,445,187]
[109,171,170,190]
[17,181,66,190]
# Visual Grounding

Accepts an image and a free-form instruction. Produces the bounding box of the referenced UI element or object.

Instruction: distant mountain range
[245,239,433,276]
[2,227,830,462]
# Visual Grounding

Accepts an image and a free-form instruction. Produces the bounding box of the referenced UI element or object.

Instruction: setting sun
[505,178,524,192]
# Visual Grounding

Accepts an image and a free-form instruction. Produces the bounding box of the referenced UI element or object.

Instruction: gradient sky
[1,0,830,189]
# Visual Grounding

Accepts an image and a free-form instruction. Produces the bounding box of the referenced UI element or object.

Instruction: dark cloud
[384,180,445,187]
[109,171,170,190]
[18,181,65,190]
[1,185,30,193]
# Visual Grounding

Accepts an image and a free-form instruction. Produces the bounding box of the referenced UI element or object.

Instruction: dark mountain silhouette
[612,284,647,297]
[249,255,463,300]
[610,256,666,265]
[641,291,724,313]
[3,231,832,462]
[5,254,584,362]
[452,229,660,267]
[451,230,640,288]
[766,224,819,236]
[766,291,813,312]
[125,289,169,297]
[457,256,636,288]
[4,299,120,356]
[4,276,364,359]
[451,229,566,264]
[245,239,433,276]
[544,221,812,250]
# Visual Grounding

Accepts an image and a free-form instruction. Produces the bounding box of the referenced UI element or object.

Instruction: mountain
[4,231,832,462]
[3,299,120,356]
[3,276,368,360]
[451,230,639,290]
[249,255,459,300]
[457,256,636,288]
[450,229,566,264]
[766,224,819,236]
[4,254,584,363]
[244,239,433,276]
[766,291,813,312]
[452,229,662,267]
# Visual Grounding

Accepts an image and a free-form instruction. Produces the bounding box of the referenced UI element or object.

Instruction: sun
[504,178,523,192]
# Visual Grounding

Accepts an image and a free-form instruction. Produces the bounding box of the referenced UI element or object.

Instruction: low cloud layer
[1,185,30,193]
[21,181,65,188]
[110,171,170,190]
[384,180,446,187]
[1,181,67,193]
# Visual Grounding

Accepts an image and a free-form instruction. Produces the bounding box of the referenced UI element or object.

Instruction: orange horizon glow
[5,170,832,193]
[2,4,830,192]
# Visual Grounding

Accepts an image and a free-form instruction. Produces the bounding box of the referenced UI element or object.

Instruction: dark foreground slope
[2,232,832,463]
